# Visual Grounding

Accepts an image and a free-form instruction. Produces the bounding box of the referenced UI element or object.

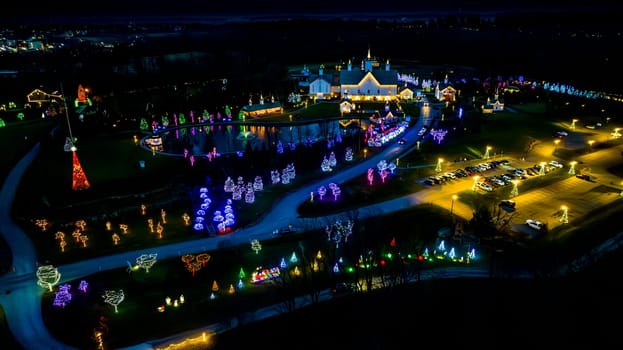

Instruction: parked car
[526,219,544,231]
[397,138,406,145]
[576,174,591,181]
[477,182,493,192]
[549,160,563,168]
[499,200,516,208]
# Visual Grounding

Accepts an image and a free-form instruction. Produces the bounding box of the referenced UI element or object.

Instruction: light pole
[511,179,519,197]
[436,158,443,173]
[554,139,560,153]
[538,161,546,175]
[571,118,578,130]
[560,205,568,224]
[472,175,480,192]
[588,140,595,153]
[483,146,491,160]
[450,194,458,219]
[569,161,577,175]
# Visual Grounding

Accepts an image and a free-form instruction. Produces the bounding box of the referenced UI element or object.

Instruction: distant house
[241,95,283,118]
[340,52,398,101]
[308,65,338,100]
[26,88,63,107]
[339,98,356,114]
[399,87,414,100]
[482,94,505,113]
[439,85,457,102]
[306,49,398,102]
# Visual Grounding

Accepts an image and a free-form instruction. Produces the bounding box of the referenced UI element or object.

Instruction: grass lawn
[42,204,475,349]
[0,118,58,183]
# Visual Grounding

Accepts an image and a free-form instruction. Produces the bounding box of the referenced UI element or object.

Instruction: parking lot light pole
[569,161,577,175]
[472,175,480,191]
[483,146,491,160]
[560,205,569,224]
[511,180,519,197]
[450,194,458,219]
[436,158,443,173]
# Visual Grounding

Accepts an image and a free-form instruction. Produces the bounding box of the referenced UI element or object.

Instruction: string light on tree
[36,265,61,292]
[251,239,262,254]
[136,253,158,273]
[102,290,125,313]
[53,284,72,308]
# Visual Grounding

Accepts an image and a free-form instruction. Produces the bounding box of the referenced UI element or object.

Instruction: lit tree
[53,284,72,308]
[54,231,65,241]
[102,290,125,313]
[224,177,235,192]
[185,261,202,277]
[253,176,263,191]
[245,187,255,203]
[79,234,89,247]
[345,147,353,161]
[318,186,327,200]
[196,253,211,267]
[59,240,67,252]
[181,254,195,266]
[276,140,284,154]
[328,151,337,167]
[251,239,262,254]
[37,265,61,292]
[136,253,158,273]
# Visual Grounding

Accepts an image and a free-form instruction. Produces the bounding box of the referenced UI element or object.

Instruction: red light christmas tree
[72,151,90,191]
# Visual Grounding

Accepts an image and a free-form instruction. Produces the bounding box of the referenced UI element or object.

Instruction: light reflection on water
[156,120,366,156]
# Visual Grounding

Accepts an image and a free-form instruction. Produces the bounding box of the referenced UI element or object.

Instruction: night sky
[3,0,620,17]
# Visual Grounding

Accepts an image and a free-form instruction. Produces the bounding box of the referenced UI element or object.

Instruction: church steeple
[367,46,371,60]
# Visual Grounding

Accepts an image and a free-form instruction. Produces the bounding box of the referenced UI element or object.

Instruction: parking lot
[416,147,623,236]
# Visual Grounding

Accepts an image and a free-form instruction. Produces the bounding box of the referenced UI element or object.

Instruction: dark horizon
[2,2,621,24]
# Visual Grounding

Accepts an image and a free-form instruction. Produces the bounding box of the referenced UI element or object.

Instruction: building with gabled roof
[241,94,283,118]
[26,88,63,107]
[339,49,398,101]
[309,65,340,100]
